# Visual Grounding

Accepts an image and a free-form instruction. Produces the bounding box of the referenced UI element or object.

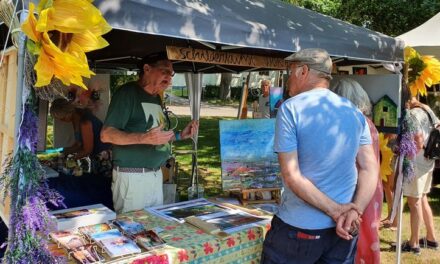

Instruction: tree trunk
[219,73,232,101]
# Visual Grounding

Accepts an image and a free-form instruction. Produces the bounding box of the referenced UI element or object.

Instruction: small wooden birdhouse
[373,95,398,127]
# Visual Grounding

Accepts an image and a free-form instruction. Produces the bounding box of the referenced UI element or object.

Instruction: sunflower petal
[21,3,40,42]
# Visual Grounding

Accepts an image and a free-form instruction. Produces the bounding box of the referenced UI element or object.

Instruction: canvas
[219,119,282,190]
[269,86,283,117]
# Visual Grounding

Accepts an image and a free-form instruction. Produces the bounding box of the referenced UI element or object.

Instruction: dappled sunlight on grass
[380,185,440,263]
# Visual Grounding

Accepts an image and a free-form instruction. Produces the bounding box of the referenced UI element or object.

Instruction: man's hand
[181,120,199,140]
[140,124,174,145]
[327,203,360,223]
[336,209,361,240]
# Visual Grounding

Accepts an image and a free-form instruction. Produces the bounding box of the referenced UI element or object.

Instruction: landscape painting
[219,119,282,190]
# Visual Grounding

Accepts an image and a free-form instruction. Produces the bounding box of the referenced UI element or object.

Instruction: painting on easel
[219,119,282,191]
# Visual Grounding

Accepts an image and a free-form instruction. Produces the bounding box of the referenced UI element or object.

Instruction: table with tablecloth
[80,209,271,264]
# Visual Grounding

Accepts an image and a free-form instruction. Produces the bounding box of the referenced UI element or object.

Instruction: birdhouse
[373,95,398,127]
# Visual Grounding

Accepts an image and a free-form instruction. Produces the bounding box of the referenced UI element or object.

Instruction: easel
[238,188,281,206]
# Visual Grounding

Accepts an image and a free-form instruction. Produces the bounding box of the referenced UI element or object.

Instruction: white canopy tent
[397,12,440,57]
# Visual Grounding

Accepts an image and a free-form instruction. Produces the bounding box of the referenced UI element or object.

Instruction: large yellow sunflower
[379,133,394,182]
[21,1,111,89]
[405,46,440,97]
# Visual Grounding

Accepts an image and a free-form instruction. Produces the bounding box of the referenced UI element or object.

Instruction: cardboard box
[50,204,116,231]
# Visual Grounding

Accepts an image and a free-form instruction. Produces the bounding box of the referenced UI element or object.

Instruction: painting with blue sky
[220,119,276,161]
[219,119,281,190]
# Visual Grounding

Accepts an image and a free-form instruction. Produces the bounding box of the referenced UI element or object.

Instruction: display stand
[239,188,281,206]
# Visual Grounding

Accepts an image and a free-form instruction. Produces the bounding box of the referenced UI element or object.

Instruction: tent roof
[1,0,404,72]
[397,12,440,57]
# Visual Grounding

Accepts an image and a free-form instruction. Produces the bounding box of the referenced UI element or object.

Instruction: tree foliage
[282,0,440,36]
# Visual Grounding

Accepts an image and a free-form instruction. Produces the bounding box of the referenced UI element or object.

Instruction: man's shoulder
[117,81,140,93]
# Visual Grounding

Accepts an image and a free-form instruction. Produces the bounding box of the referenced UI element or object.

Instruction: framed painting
[353,67,367,75]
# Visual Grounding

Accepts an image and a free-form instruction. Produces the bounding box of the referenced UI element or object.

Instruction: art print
[90,229,123,242]
[53,209,91,219]
[148,199,230,223]
[78,223,112,237]
[55,234,86,249]
[70,244,103,264]
[99,236,141,258]
[132,230,166,250]
[113,220,145,236]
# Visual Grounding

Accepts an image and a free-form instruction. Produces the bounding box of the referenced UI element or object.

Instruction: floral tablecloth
[118,210,272,264]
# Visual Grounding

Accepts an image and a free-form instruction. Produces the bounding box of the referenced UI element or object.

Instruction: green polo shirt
[104,81,171,168]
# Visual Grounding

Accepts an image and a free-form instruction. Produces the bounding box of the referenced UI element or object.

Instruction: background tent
[397,12,440,58]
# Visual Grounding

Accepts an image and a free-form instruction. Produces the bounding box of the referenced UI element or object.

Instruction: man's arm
[336,144,378,240]
[278,151,358,222]
[101,124,174,146]
[352,144,379,212]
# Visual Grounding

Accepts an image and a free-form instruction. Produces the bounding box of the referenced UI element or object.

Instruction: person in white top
[401,96,439,254]
[257,79,271,118]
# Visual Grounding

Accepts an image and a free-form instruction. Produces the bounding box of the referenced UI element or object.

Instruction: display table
[55,209,271,264]
[119,210,270,264]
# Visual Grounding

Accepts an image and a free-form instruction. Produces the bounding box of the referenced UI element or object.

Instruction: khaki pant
[112,168,163,214]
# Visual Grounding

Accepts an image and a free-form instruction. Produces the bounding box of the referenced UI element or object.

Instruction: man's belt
[115,167,161,173]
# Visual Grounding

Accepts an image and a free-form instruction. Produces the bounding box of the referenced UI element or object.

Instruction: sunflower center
[48,30,74,51]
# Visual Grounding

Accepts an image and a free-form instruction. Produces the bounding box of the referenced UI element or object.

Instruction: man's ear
[300,65,308,76]
[143,64,150,74]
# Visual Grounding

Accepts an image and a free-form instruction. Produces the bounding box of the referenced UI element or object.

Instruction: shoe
[419,237,439,250]
[401,241,421,255]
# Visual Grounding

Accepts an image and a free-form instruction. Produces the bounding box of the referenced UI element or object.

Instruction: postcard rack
[238,188,281,206]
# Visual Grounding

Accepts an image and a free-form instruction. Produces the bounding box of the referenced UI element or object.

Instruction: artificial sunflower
[21,1,111,89]
[405,46,440,97]
[379,133,394,182]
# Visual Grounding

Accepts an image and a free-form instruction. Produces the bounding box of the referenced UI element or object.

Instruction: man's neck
[304,79,329,92]
[138,79,158,95]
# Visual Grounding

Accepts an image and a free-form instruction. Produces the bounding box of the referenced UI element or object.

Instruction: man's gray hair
[332,78,372,116]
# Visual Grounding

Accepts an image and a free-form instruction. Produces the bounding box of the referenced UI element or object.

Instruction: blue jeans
[261,216,358,264]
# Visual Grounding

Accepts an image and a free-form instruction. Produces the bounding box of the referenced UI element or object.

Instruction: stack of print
[49,230,103,263]
[49,220,165,262]
[148,199,268,234]
[50,204,116,230]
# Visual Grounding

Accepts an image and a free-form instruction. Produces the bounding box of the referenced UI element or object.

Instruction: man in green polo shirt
[101,52,198,213]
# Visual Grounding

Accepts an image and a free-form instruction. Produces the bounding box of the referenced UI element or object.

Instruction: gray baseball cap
[285,48,333,75]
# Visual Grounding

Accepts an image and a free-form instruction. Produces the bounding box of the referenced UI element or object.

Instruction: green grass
[380,188,440,264]
[173,116,440,264]
[172,116,233,199]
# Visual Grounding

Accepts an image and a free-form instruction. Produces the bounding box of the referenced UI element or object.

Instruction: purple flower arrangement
[397,109,417,183]
[0,100,65,263]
